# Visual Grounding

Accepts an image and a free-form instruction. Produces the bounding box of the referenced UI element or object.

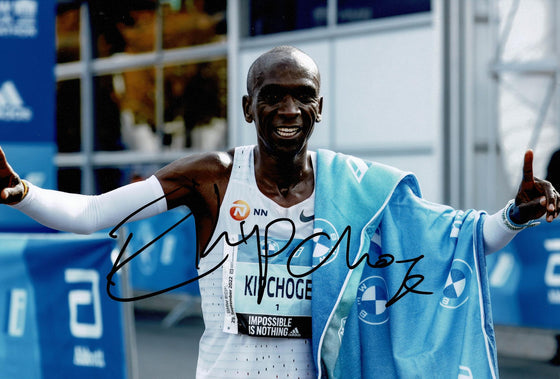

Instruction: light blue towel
[311,150,497,378]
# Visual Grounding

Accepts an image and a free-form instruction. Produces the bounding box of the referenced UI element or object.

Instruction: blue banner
[0,233,127,379]
[0,0,56,142]
[487,220,560,329]
[125,208,200,297]
[0,143,57,232]
[0,0,57,231]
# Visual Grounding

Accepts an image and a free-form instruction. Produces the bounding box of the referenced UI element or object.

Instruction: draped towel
[311,149,498,378]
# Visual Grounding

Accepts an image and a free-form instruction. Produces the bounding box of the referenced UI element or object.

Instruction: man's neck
[253,145,314,205]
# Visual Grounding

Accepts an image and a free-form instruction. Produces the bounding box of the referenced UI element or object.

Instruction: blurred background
[1,0,560,378]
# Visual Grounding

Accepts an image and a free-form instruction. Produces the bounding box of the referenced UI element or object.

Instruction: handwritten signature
[105,192,433,308]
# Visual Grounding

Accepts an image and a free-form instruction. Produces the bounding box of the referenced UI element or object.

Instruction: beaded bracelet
[501,199,540,231]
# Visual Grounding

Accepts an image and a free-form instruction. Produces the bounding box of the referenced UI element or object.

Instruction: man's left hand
[511,149,559,224]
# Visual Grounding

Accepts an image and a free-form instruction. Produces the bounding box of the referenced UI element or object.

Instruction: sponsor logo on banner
[65,268,107,368]
[0,0,38,38]
[0,80,33,121]
[544,238,560,304]
[8,288,27,337]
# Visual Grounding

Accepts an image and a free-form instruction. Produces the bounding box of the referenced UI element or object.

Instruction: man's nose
[278,95,300,117]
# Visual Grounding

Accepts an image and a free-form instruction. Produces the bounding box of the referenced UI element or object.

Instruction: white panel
[333,27,436,149]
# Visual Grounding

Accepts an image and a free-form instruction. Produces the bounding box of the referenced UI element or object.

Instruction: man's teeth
[277,128,299,137]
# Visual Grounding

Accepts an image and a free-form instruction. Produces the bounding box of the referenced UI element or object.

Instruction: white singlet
[196,145,317,378]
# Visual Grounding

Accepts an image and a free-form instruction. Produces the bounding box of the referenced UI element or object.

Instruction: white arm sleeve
[482,207,519,255]
[9,175,168,234]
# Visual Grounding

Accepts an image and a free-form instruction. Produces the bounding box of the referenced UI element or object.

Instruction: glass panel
[57,168,81,194]
[56,79,81,153]
[248,0,327,36]
[162,0,227,49]
[163,59,227,150]
[56,3,81,63]
[337,0,431,24]
[89,1,157,58]
[94,167,124,193]
[94,75,125,153]
[57,168,127,194]
[109,68,157,152]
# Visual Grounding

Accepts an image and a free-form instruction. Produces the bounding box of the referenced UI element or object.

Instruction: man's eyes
[296,92,315,102]
[262,92,282,103]
[260,90,316,104]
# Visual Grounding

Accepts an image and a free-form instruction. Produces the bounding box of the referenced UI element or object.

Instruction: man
[547,149,560,191]
[1,46,559,378]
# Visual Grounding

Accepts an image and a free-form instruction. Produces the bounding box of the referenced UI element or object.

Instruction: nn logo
[0,81,33,122]
[230,200,250,221]
[229,200,268,221]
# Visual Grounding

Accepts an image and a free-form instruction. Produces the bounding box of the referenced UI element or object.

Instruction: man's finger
[0,146,8,170]
[0,187,11,202]
[521,149,535,186]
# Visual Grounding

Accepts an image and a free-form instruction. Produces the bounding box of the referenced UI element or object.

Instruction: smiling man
[1,45,559,378]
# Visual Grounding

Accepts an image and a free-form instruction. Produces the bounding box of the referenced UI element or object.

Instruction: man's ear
[242,95,253,123]
[316,96,323,123]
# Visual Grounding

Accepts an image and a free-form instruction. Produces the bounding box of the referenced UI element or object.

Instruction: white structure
[55,0,560,214]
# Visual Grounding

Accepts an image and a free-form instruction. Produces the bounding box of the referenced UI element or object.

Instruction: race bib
[223,234,314,338]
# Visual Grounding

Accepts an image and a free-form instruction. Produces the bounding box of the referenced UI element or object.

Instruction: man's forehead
[251,53,320,91]
[247,46,321,95]
[260,52,317,75]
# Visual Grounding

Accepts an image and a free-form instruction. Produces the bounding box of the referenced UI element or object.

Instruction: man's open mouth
[276,127,300,137]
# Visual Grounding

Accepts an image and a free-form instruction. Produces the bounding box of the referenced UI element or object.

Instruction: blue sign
[125,208,200,297]
[487,220,560,329]
[0,0,57,231]
[0,143,57,232]
[0,0,56,143]
[0,233,127,379]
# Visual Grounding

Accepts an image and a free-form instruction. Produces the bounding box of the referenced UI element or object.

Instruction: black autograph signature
[105,192,433,307]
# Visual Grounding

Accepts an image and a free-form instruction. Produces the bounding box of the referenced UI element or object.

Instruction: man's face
[243,53,323,158]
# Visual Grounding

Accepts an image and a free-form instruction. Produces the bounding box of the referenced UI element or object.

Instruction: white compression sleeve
[482,207,519,255]
[10,175,168,234]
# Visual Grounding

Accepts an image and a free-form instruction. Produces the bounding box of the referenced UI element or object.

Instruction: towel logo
[458,366,473,379]
[356,276,389,325]
[346,157,369,183]
[311,218,340,266]
[338,317,347,342]
[440,259,473,309]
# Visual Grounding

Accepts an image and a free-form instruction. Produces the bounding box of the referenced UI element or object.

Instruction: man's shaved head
[246,46,321,97]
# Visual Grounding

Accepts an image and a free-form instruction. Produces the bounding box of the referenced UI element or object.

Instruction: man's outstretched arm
[483,149,559,254]
[0,146,167,234]
[511,149,559,223]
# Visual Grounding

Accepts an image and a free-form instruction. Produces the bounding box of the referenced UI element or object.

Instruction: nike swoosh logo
[300,210,314,223]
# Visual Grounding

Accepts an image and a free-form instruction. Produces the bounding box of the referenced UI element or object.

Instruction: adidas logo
[288,327,301,338]
[0,81,33,121]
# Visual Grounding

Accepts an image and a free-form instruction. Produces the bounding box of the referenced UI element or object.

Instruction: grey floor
[133,311,560,379]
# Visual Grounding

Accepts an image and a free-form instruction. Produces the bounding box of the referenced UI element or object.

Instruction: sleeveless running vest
[196,145,317,378]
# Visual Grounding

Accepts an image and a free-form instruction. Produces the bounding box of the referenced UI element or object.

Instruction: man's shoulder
[187,149,234,180]
[157,149,234,185]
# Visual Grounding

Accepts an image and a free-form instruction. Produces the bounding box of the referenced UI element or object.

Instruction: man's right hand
[0,146,27,205]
